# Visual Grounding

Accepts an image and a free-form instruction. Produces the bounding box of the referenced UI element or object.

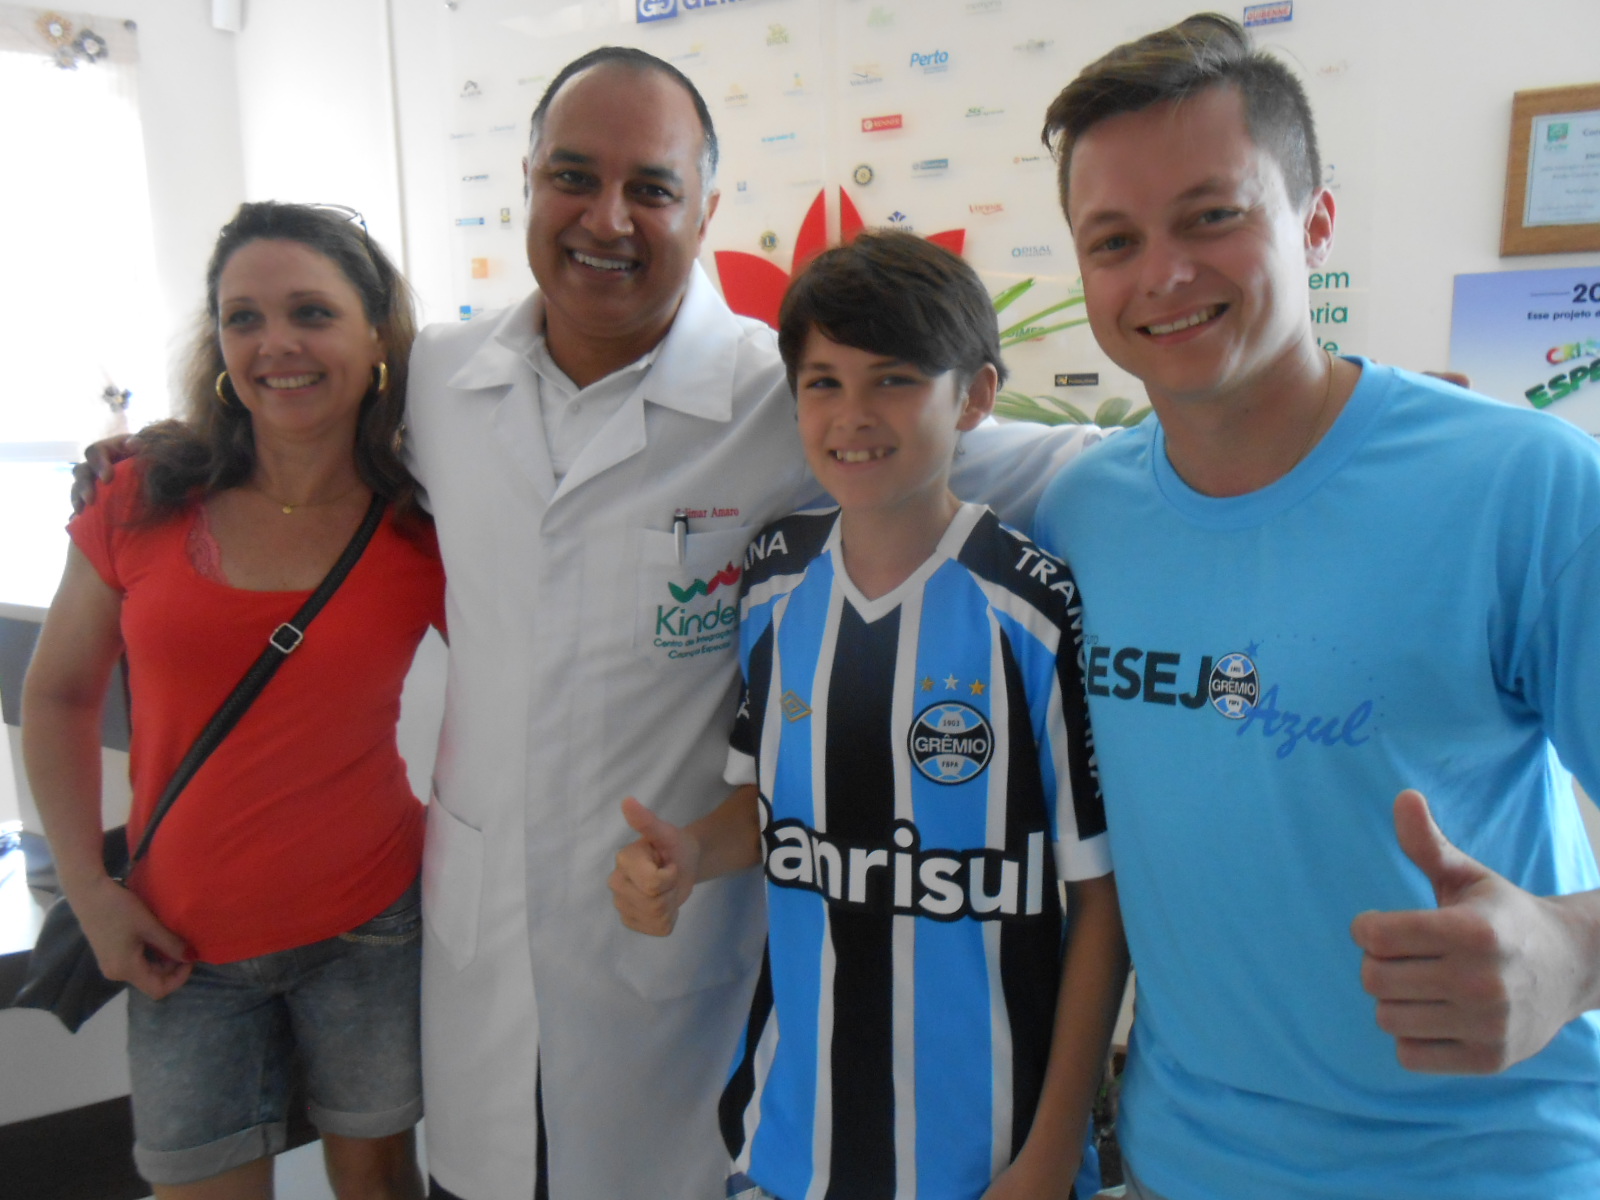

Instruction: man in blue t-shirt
[1031,13,1600,1200]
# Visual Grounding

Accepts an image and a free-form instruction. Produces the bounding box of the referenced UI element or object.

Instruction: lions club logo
[1208,652,1260,719]
[908,702,994,784]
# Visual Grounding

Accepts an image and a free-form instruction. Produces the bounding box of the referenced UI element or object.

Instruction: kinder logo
[667,562,741,604]
[1011,244,1051,257]
[862,113,903,132]
[909,49,950,73]
[637,0,676,19]
[969,202,1004,216]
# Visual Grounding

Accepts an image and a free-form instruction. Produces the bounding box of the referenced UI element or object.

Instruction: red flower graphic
[713,188,966,328]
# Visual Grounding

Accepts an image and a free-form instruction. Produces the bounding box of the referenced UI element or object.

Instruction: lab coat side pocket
[423,785,484,972]
[615,868,767,1001]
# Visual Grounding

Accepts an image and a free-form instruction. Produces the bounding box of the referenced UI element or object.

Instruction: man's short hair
[777,231,1008,396]
[528,46,719,191]
[1041,12,1321,219]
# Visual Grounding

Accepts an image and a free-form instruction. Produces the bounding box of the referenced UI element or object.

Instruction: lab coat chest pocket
[423,785,483,971]
[634,526,754,669]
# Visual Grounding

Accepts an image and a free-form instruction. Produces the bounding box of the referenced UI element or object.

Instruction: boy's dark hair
[139,201,422,525]
[1040,12,1321,220]
[529,46,718,188]
[777,231,1007,395]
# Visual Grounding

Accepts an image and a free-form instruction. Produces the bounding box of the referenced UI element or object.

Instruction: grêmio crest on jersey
[907,700,994,784]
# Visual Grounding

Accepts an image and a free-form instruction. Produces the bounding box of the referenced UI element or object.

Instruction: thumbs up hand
[610,796,701,936]
[1350,789,1597,1074]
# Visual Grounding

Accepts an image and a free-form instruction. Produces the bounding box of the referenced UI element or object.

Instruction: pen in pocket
[673,509,689,564]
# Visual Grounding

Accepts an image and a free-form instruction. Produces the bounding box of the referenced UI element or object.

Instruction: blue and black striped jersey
[720,503,1109,1200]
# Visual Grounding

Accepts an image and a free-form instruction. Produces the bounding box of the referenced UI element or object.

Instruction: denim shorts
[127,878,422,1185]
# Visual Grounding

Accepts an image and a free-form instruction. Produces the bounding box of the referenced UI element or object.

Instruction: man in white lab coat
[407,48,1099,1200]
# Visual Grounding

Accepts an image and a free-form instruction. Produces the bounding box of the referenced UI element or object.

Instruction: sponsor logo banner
[1243,1,1293,26]
[862,113,903,132]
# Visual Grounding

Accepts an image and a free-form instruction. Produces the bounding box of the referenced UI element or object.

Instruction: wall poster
[1450,266,1600,437]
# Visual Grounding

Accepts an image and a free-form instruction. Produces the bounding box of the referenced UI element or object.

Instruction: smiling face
[1066,84,1333,410]
[215,238,383,444]
[795,328,995,521]
[523,62,718,379]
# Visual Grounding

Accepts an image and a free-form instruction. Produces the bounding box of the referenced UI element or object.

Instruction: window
[0,7,161,605]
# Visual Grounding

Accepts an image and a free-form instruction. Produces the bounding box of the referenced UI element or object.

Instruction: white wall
[385,0,1600,387]
[233,0,407,270]
[117,0,248,404]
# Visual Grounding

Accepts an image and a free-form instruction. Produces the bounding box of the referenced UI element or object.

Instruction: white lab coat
[407,263,1106,1200]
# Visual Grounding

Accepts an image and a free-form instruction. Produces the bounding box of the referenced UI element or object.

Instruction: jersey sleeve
[66,459,139,592]
[725,678,758,786]
[1044,564,1111,883]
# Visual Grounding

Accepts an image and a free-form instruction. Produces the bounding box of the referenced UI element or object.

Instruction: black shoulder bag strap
[124,491,389,870]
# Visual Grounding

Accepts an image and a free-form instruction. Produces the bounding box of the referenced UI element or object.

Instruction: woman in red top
[24,202,443,1200]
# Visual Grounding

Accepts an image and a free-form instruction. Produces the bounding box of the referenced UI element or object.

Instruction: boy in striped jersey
[611,232,1128,1200]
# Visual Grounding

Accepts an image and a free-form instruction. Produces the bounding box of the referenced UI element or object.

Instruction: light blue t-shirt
[1034,360,1600,1200]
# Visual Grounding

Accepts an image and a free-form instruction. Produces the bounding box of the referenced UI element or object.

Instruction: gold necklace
[249,481,364,515]
[1286,349,1338,474]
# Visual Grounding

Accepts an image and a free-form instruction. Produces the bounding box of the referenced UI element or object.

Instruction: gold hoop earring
[375,362,389,394]
[215,371,234,406]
